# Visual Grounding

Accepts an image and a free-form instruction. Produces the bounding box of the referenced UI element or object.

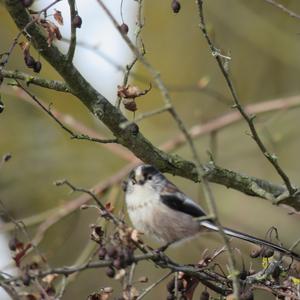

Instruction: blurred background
[1,0,300,299]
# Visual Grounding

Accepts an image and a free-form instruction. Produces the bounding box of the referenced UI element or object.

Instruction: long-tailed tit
[123,164,299,258]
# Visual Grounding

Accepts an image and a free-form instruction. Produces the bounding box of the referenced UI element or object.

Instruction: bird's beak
[135,173,145,185]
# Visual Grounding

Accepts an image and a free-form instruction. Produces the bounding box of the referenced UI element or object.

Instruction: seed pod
[105,266,115,278]
[33,61,42,73]
[72,15,82,28]
[171,0,181,13]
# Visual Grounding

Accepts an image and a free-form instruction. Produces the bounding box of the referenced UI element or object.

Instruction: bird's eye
[131,179,136,185]
[147,175,152,180]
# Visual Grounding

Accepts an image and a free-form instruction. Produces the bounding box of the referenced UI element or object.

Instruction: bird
[123,164,300,259]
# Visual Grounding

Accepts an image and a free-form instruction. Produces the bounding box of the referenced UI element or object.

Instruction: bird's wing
[160,182,206,218]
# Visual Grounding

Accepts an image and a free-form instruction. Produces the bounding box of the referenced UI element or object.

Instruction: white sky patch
[38,0,137,102]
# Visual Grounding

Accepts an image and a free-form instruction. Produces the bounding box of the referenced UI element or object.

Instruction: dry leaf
[39,19,62,46]
[114,268,126,280]
[130,229,140,242]
[42,274,58,284]
[54,9,63,25]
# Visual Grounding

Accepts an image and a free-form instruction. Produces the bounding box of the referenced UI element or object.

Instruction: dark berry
[106,245,117,258]
[22,273,31,286]
[8,237,20,251]
[24,55,35,68]
[21,0,34,8]
[261,247,274,258]
[33,61,42,73]
[119,23,129,34]
[113,258,122,270]
[72,15,82,28]
[171,0,181,13]
[200,291,209,300]
[105,266,115,278]
[98,247,107,260]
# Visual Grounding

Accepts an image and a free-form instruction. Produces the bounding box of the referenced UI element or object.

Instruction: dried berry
[24,55,35,68]
[98,247,107,260]
[21,0,34,8]
[72,15,82,28]
[113,258,122,270]
[119,23,129,35]
[167,278,175,293]
[105,266,115,278]
[22,273,31,286]
[261,247,274,258]
[200,291,209,300]
[106,245,117,258]
[171,0,181,13]
[33,61,42,73]
[8,237,21,251]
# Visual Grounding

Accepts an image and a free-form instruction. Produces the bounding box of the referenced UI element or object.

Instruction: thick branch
[5,0,300,211]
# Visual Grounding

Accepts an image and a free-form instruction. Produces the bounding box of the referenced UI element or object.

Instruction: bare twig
[67,0,77,63]
[196,0,296,197]
[264,0,300,20]
[16,81,117,144]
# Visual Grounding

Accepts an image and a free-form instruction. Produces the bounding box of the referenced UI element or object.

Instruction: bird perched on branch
[123,164,299,259]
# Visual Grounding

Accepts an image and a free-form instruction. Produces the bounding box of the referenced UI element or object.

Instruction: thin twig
[264,0,300,20]
[196,0,296,197]
[16,81,117,144]
[67,0,77,63]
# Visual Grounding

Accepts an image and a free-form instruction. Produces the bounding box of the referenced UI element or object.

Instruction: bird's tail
[201,221,300,260]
